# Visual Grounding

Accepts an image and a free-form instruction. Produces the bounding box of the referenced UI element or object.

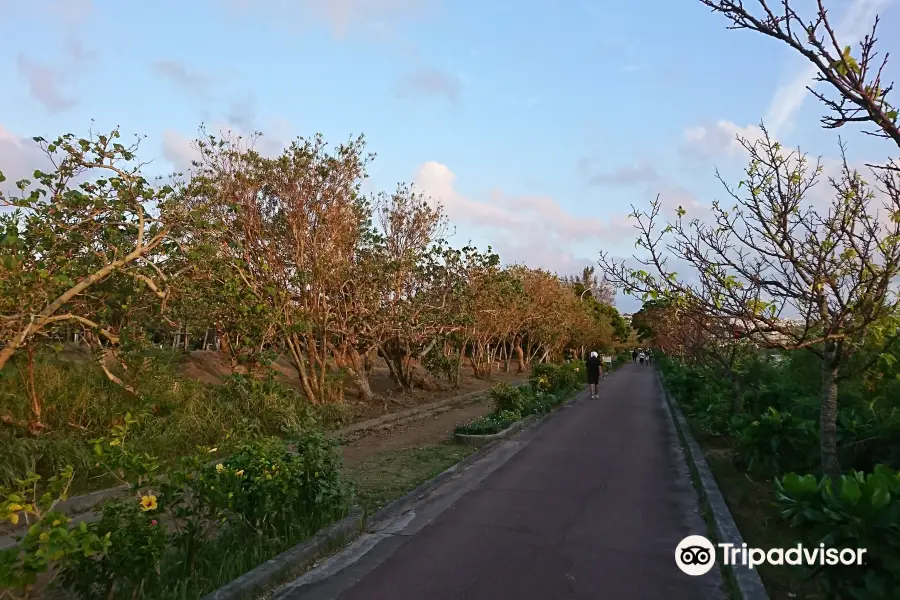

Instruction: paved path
[277,365,726,600]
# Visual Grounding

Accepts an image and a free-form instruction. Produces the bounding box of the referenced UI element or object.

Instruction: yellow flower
[109,439,121,446]
[8,513,18,525]
[7,503,23,513]
[216,463,225,473]
[139,495,158,512]
[234,470,244,477]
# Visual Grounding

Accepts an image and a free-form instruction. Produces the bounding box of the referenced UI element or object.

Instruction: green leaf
[840,477,862,505]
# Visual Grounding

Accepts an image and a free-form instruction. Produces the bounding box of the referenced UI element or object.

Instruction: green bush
[489,383,526,414]
[456,364,582,436]
[731,408,819,476]
[455,410,520,436]
[195,434,350,536]
[529,362,582,394]
[9,416,352,599]
[775,466,900,600]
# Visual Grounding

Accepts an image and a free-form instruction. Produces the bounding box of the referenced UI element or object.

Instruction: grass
[343,442,476,514]
[249,442,479,600]
[691,429,824,600]
[0,353,354,494]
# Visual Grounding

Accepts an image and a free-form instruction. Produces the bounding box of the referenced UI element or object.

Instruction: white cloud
[681,120,767,159]
[0,126,52,197]
[412,160,635,272]
[764,0,892,136]
[160,120,294,174]
[13,3,95,113]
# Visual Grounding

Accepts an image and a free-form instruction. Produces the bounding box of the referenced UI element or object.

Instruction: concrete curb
[657,370,770,600]
[453,415,539,447]
[200,508,365,600]
[329,382,523,441]
[202,380,567,600]
[363,374,626,527]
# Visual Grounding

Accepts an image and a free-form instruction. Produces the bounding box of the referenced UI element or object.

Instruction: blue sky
[1,0,897,312]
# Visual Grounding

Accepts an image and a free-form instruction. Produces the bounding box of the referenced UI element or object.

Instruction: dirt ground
[180,349,526,423]
[341,398,495,466]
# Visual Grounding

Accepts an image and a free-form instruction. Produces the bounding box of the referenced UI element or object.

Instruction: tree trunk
[514,336,526,373]
[330,344,374,402]
[453,345,463,388]
[729,374,743,414]
[820,356,841,478]
[286,332,321,404]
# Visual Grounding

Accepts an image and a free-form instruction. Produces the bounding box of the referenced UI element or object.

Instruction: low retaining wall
[657,370,770,600]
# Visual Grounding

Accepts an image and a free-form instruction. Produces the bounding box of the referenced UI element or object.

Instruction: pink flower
[150,519,158,526]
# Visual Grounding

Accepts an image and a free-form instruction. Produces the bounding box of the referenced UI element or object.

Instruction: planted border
[454,357,627,443]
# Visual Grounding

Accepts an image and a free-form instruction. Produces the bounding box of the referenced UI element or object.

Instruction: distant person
[632,349,637,363]
[639,351,646,366]
[586,351,602,399]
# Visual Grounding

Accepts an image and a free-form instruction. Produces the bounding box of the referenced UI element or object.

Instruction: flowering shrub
[0,466,111,596]
[457,363,584,436]
[529,362,582,393]
[489,383,526,414]
[3,413,351,599]
[194,434,350,536]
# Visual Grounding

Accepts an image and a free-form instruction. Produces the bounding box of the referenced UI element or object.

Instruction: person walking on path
[586,351,602,399]
[638,351,645,366]
[632,349,637,363]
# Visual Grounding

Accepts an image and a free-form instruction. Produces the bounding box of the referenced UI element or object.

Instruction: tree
[699,0,899,149]
[601,129,900,476]
[0,130,179,420]
[373,185,454,392]
[674,0,900,477]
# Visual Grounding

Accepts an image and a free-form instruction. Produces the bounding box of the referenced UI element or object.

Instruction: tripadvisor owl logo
[675,534,868,576]
[675,535,716,576]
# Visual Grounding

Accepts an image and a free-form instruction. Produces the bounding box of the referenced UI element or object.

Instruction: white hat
[590,351,598,357]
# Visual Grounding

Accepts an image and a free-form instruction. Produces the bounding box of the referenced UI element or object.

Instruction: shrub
[489,383,526,414]
[455,410,520,436]
[731,408,818,476]
[195,434,350,536]
[31,416,351,599]
[0,466,111,595]
[775,466,900,600]
[529,362,581,394]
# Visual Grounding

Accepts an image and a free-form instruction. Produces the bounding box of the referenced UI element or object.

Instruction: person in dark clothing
[586,351,602,399]
[632,350,637,363]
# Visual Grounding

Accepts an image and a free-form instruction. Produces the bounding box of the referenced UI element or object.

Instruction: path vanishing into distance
[274,364,727,600]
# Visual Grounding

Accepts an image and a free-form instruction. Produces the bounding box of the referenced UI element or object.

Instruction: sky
[0,0,898,312]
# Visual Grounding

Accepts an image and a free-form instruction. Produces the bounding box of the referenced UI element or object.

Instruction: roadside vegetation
[455,353,629,436]
[605,2,900,599]
[0,109,626,598]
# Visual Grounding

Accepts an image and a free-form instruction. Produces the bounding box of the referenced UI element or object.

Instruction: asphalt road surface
[276,364,727,600]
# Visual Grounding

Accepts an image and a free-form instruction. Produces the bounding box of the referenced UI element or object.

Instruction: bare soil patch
[179,349,525,425]
[341,398,494,466]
